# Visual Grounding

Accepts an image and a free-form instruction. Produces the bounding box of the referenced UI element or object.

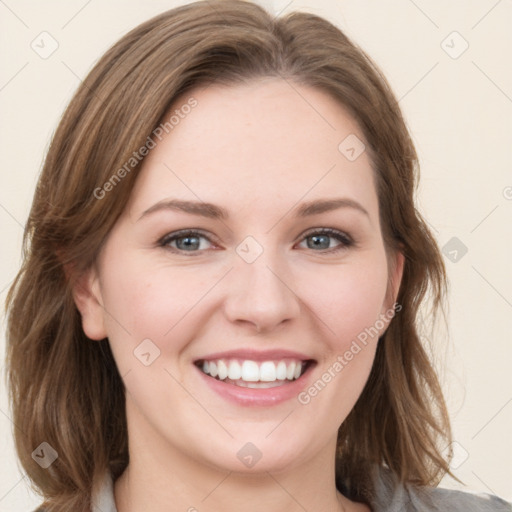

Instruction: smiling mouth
[194,358,315,388]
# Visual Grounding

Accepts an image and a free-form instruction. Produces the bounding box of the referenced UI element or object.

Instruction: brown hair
[5,1,453,510]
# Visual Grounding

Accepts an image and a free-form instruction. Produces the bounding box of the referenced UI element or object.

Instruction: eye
[297,228,354,253]
[158,230,215,253]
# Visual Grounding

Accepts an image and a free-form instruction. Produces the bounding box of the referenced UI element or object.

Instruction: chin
[199,434,311,475]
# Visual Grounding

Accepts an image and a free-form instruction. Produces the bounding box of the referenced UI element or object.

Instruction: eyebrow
[138,197,369,221]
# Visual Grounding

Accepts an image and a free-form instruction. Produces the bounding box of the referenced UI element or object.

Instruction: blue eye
[158,228,354,255]
[159,230,213,253]
[299,228,353,253]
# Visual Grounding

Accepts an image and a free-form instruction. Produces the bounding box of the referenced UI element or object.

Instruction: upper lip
[194,349,315,363]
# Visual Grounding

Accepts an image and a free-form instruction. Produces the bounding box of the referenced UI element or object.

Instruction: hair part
[6,1,453,509]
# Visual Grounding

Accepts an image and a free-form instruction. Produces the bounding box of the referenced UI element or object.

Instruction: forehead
[127,78,378,222]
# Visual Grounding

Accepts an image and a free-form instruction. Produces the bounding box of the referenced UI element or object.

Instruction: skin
[74,77,404,512]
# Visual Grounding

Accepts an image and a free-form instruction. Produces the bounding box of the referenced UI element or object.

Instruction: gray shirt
[84,467,512,512]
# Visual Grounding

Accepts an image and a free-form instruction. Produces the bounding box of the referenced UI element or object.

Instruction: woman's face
[77,78,403,474]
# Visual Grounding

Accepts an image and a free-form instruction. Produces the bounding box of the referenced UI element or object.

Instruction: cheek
[298,257,389,350]
[98,256,212,371]
[293,259,389,427]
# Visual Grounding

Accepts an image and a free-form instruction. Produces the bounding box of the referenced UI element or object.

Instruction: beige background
[1,0,511,509]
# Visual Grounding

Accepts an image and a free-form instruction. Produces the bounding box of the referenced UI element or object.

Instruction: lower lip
[195,363,315,407]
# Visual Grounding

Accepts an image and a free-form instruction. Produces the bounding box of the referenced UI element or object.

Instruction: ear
[68,264,108,341]
[386,248,405,309]
[380,248,405,331]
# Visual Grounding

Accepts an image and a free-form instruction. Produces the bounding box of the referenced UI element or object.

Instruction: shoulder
[370,465,512,512]
[423,487,512,512]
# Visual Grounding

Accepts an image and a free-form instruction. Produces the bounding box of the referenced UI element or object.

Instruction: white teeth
[286,362,296,380]
[227,360,242,380]
[276,361,287,380]
[241,360,260,382]
[260,361,276,382]
[198,358,307,383]
[217,360,228,380]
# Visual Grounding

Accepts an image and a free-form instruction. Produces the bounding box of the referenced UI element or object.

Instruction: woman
[5,1,511,511]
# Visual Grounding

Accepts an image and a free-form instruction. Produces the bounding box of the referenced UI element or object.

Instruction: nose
[223,248,301,334]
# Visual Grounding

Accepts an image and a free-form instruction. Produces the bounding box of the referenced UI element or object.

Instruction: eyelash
[158,228,355,256]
